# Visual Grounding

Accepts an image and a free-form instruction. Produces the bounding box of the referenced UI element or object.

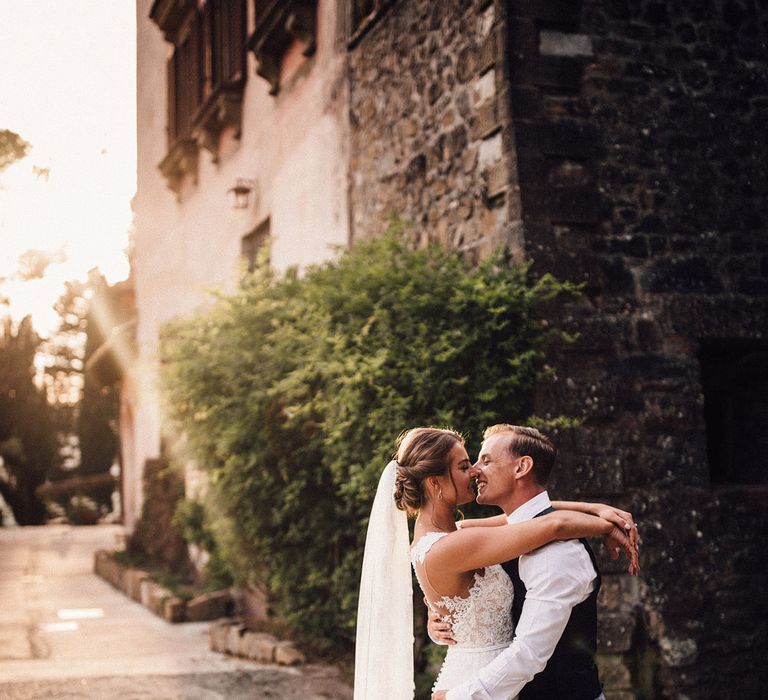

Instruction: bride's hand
[552,500,640,550]
[591,503,640,550]
[604,524,640,576]
[432,691,448,700]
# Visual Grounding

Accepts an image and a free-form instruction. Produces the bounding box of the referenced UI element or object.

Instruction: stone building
[131,1,767,697]
[130,0,351,529]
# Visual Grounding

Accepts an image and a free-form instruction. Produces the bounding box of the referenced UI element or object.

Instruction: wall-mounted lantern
[227,178,258,209]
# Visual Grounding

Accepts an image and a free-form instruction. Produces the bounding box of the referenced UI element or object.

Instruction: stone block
[126,569,151,602]
[598,256,635,294]
[456,46,476,84]
[539,31,593,57]
[523,185,604,224]
[639,257,723,294]
[598,575,641,612]
[93,550,110,580]
[508,17,537,54]
[597,653,632,689]
[462,147,479,174]
[102,556,126,590]
[515,121,601,159]
[478,31,497,73]
[208,618,233,653]
[226,623,249,656]
[162,596,186,623]
[598,612,637,653]
[477,132,502,170]
[148,583,173,616]
[510,55,584,90]
[241,632,277,662]
[274,640,305,666]
[508,0,580,25]
[186,589,233,622]
[473,100,500,140]
[485,160,509,199]
[139,579,153,608]
[509,85,543,118]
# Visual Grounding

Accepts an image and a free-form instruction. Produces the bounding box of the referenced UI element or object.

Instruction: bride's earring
[438,488,444,501]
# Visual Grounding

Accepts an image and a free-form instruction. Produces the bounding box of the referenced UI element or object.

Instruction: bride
[354,427,638,699]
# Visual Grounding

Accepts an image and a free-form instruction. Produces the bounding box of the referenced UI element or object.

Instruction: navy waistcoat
[501,506,603,700]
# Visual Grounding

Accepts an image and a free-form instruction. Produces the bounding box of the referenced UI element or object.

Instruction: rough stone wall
[503,1,768,698]
[349,0,767,697]
[348,0,519,261]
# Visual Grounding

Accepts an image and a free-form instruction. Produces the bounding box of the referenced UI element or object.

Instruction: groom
[430,424,614,700]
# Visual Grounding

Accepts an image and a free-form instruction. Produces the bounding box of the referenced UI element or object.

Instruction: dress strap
[411,531,450,564]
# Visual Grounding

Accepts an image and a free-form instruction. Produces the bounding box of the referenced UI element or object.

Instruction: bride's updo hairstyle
[393,427,464,517]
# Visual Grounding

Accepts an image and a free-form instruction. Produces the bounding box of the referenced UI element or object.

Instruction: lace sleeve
[411,531,450,565]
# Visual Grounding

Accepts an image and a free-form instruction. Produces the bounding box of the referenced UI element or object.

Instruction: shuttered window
[167,16,204,144]
[207,0,247,96]
[166,0,247,148]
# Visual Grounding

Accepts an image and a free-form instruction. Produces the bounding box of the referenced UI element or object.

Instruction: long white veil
[354,460,414,699]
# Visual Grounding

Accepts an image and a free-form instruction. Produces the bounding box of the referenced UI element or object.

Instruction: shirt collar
[506,491,551,524]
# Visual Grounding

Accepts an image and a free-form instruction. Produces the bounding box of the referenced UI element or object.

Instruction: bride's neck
[416,502,456,533]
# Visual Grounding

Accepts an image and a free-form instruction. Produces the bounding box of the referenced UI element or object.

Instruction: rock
[596,653,632,690]
[274,640,305,666]
[186,589,233,622]
[598,612,637,654]
[162,596,186,623]
[241,632,277,662]
[125,568,150,602]
[208,618,232,653]
[148,583,173,616]
[226,623,249,656]
[93,550,110,580]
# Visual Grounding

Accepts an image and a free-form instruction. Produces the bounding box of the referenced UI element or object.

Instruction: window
[700,340,768,484]
[247,0,317,95]
[241,219,270,272]
[204,0,248,99]
[152,0,247,190]
[167,15,204,146]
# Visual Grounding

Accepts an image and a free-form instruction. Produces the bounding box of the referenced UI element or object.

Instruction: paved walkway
[0,525,352,699]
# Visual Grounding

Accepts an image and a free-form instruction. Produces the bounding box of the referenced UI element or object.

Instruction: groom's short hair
[483,424,557,485]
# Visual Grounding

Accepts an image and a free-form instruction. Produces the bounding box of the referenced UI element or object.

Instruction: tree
[78,275,119,508]
[0,129,30,172]
[42,272,120,513]
[17,248,67,281]
[0,316,59,524]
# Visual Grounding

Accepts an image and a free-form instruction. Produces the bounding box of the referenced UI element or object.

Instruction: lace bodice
[411,531,514,648]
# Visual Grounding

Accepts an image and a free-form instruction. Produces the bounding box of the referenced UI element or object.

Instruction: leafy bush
[159,225,575,653]
[173,498,234,591]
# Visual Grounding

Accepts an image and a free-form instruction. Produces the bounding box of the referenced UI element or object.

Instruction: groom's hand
[426,600,456,645]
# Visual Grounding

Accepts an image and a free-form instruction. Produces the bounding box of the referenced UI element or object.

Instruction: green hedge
[159,226,575,653]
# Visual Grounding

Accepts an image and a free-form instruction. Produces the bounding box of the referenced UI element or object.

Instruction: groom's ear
[515,455,534,479]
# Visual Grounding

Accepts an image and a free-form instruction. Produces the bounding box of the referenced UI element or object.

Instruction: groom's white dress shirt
[445,491,598,700]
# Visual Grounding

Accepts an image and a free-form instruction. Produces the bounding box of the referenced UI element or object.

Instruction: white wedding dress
[411,532,518,698]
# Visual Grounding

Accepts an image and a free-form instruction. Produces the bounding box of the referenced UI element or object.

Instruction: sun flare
[0,0,137,338]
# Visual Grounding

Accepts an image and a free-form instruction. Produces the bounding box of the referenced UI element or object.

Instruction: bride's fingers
[628,519,639,549]
[603,509,640,550]
[614,511,639,547]
[628,542,640,575]
[602,510,627,532]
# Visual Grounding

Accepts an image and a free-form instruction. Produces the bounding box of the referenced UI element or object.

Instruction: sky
[0,0,136,337]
